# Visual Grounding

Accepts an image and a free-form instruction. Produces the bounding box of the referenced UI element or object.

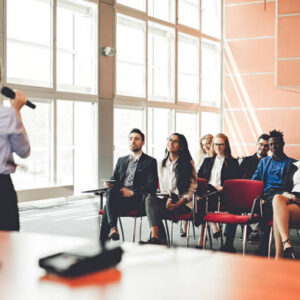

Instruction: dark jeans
[145,194,190,241]
[100,187,143,242]
[0,175,20,231]
[224,188,285,248]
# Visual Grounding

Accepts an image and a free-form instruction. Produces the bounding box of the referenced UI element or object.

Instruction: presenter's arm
[8,90,30,158]
[11,90,28,135]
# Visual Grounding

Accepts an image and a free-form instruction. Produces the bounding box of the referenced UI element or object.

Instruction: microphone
[1,86,36,109]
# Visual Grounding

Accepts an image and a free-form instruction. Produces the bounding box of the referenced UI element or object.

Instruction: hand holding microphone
[1,86,36,109]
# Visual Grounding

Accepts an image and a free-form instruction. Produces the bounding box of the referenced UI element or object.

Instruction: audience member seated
[181,133,214,238]
[240,134,269,179]
[99,128,158,243]
[240,133,269,242]
[196,133,240,249]
[272,161,300,259]
[140,133,197,245]
[251,130,296,256]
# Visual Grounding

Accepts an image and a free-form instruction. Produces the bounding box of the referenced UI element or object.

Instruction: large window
[7,0,52,87]
[57,0,98,94]
[116,14,146,98]
[114,0,222,162]
[178,33,199,103]
[201,39,221,107]
[3,0,98,198]
[148,22,175,102]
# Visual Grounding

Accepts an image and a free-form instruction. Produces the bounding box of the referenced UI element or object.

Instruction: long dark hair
[162,133,194,195]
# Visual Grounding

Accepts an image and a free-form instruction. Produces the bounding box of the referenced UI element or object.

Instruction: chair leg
[186,221,190,247]
[207,224,213,249]
[164,220,171,247]
[268,226,273,259]
[219,223,224,247]
[171,221,174,246]
[119,218,125,242]
[192,223,196,240]
[98,215,102,238]
[243,224,248,256]
[133,217,137,243]
[139,217,143,242]
[203,222,208,250]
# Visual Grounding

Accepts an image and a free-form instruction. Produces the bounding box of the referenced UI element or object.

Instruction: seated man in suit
[100,128,158,242]
[240,134,270,179]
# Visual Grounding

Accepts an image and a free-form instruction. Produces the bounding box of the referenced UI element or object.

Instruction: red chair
[202,179,264,255]
[163,178,209,247]
[83,188,144,243]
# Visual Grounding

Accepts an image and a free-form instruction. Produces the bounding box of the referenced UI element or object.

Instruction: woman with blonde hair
[198,134,213,168]
[196,133,240,250]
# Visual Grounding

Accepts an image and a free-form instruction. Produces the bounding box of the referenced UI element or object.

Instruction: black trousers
[100,187,143,242]
[0,175,20,231]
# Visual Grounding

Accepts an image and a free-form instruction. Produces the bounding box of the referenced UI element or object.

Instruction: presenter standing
[0,59,30,231]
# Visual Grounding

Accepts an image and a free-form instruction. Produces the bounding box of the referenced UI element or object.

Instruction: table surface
[0,231,299,300]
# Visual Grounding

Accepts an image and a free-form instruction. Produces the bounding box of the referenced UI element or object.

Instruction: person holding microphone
[0,59,30,231]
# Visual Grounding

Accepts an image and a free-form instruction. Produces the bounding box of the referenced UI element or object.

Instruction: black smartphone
[39,246,123,277]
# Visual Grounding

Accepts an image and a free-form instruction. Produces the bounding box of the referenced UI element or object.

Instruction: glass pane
[201,0,221,39]
[74,102,97,191]
[178,0,200,29]
[12,101,52,189]
[117,0,146,11]
[148,22,175,102]
[201,39,221,107]
[57,101,74,186]
[7,0,51,87]
[201,112,221,136]
[148,108,173,160]
[148,0,175,23]
[175,111,199,162]
[117,14,146,98]
[57,0,98,94]
[178,33,199,103]
[114,107,144,164]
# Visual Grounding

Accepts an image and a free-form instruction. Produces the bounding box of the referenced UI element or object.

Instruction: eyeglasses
[214,143,225,147]
[167,138,179,144]
[258,143,269,148]
[269,142,281,147]
[202,143,211,147]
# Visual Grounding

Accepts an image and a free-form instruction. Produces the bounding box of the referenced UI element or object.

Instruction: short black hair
[257,134,269,142]
[129,128,145,141]
[269,129,285,145]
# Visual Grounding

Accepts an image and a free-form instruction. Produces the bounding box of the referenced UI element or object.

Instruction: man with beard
[252,130,296,255]
[100,128,158,242]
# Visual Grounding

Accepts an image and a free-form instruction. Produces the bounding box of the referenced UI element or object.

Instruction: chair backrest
[197,178,208,194]
[222,179,264,212]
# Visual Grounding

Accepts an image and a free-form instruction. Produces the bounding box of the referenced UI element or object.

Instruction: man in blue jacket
[252,130,296,255]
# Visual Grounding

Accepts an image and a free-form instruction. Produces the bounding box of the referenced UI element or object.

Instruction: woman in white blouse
[196,133,240,249]
[140,133,197,245]
[272,161,300,259]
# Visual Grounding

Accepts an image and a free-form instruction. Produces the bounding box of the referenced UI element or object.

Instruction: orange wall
[224,0,300,159]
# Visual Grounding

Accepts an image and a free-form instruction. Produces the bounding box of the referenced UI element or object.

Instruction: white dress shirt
[209,156,225,188]
[292,161,300,193]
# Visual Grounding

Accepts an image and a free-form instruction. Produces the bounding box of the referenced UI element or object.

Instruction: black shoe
[181,232,187,238]
[283,247,296,260]
[108,232,120,241]
[213,231,222,239]
[139,237,162,245]
[108,229,120,241]
[220,244,237,253]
